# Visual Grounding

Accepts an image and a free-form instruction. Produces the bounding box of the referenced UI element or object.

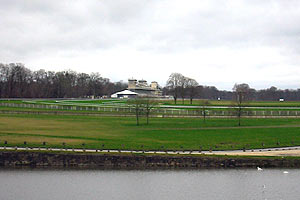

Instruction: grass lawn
[3,99,300,107]
[1,114,300,151]
[158,99,300,107]
[3,100,300,116]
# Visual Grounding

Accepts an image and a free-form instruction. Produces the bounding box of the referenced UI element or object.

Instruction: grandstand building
[127,78,162,97]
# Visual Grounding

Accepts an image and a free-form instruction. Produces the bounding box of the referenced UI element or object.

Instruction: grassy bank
[1,114,300,151]
[2,99,300,107]
[158,99,300,107]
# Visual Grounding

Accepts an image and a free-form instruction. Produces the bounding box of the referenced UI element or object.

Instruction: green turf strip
[1,114,300,150]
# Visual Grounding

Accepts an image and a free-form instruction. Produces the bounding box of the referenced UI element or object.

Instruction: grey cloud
[0,0,153,59]
[2,0,300,57]
[1,0,300,90]
[135,0,300,53]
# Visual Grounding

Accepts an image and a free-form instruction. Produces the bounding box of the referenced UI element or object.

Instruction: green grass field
[1,113,300,151]
[2,99,300,107]
[159,99,300,107]
[2,99,300,117]
[1,98,300,152]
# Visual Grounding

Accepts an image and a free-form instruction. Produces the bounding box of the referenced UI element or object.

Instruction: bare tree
[186,78,199,104]
[128,97,158,126]
[0,62,129,98]
[128,97,144,126]
[179,76,188,104]
[76,73,90,97]
[7,63,31,97]
[142,97,157,125]
[198,100,210,123]
[232,83,253,126]
[166,73,185,104]
[0,64,9,98]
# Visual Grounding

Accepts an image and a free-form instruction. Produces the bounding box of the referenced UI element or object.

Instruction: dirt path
[2,146,300,157]
[211,149,300,157]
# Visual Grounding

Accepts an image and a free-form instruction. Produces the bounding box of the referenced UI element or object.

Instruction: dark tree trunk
[146,112,149,125]
[136,108,139,126]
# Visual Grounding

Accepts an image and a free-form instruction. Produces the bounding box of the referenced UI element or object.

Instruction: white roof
[113,90,138,95]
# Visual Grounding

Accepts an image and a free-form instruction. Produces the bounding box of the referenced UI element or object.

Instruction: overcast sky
[1,0,300,90]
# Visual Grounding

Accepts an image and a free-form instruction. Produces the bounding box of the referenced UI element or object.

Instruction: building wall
[128,79,137,89]
[151,82,158,89]
[127,78,161,97]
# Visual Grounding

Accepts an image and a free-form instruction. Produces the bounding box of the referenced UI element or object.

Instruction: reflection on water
[0,168,299,200]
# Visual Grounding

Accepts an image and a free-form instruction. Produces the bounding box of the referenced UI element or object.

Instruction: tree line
[0,63,127,98]
[1,63,300,101]
[165,72,300,103]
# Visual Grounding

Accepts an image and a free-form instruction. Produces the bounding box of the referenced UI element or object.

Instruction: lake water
[0,168,299,200]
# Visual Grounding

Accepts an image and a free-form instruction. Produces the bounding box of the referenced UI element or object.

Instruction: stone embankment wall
[1,151,300,169]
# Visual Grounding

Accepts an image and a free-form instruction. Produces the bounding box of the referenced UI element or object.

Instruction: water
[0,168,299,200]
